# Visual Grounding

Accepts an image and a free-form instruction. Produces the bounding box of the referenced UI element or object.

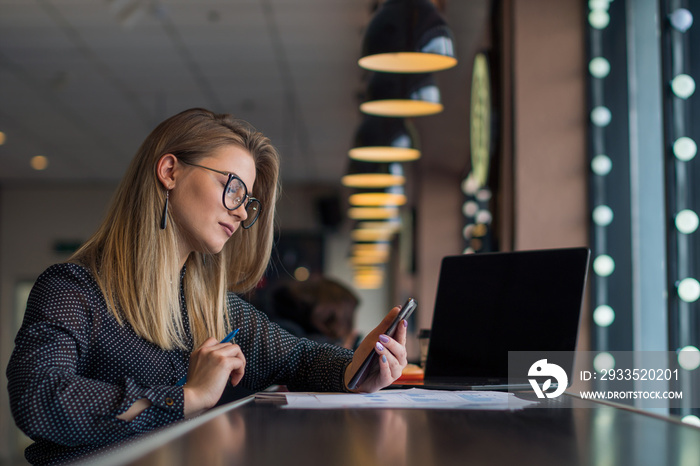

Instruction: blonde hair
[71,108,280,349]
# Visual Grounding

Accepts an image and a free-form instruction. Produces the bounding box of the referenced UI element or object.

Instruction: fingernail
[376,342,385,352]
[403,320,408,328]
[379,334,390,343]
[382,355,387,363]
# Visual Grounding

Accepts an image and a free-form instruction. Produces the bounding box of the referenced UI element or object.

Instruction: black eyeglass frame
[180,160,262,229]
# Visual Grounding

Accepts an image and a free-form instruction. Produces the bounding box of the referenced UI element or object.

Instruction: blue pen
[175,328,240,386]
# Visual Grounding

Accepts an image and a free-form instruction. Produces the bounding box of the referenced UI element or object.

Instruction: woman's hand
[344,306,408,393]
[183,338,246,418]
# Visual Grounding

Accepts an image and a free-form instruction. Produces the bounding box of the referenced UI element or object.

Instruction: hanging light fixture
[351,243,391,262]
[353,268,385,289]
[350,254,390,266]
[357,219,402,234]
[348,206,400,220]
[351,225,396,242]
[341,159,405,188]
[349,115,421,162]
[352,264,386,287]
[349,185,407,207]
[360,72,443,117]
[352,241,391,255]
[358,0,457,73]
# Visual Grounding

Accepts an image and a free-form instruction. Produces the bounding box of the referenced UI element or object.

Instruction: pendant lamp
[351,225,396,242]
[348,206,400,220]
[351,243,390,262]
[352,241,391,255]
[341,159,405,188]
[360,72,443,117]
[357,219,402,234]
[358,0,457,74]
[353,268,385,289]
[349,185,407,207]
[349,116,421,162]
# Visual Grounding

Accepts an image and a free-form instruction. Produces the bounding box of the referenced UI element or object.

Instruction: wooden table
[79,392,700,466]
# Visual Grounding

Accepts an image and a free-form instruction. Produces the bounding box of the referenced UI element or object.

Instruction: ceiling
[0,0,490,188]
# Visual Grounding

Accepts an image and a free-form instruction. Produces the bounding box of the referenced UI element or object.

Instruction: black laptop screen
[424,248,590,381]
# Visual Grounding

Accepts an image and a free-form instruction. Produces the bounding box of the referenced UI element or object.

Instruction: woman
[7,108,408,464]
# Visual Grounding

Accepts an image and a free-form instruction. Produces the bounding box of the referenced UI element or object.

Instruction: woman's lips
[220,222,234,237]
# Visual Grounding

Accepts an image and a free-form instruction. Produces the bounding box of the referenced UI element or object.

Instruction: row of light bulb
[589,8,700,330]
[588,0,617,330]
[588,0,700,427]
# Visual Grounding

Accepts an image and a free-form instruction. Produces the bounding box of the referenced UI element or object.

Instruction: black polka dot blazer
[7,263,353,464]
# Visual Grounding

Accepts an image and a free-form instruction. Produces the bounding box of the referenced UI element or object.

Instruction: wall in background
[0,184,117,459]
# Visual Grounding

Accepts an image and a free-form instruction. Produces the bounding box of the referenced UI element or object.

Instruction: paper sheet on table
[255,388,538,410]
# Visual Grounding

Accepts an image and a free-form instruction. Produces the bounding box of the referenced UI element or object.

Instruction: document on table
[255,388,537,410]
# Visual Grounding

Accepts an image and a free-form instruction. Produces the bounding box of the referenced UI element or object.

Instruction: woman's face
[170,145,256,264]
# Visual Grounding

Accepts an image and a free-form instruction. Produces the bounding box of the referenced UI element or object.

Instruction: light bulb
[31,155,48,170]
[593,254,615,277]
[462,201,479,217]
[678,346,700,371]
[591,155,613,175]
[592,205,614,226]
[678,278,700,302]
[669,8,693,32]
[593,305,615,327]
[589,10,610,29]
[589,57,611,78]
[476,210,492,224]
[594,352,615,371]
[671,74,696,99]
[591,106,612,127]
[673,137,697,161]
[675,210,699,234]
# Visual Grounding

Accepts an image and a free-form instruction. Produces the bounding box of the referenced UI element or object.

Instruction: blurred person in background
[268,277,361,350]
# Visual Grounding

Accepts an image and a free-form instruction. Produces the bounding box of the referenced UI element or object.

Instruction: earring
[160,190,170,230]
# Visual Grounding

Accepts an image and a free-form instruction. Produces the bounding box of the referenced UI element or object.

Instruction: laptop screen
[424,247,590,382]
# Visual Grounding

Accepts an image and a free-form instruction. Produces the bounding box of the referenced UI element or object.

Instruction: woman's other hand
[344,306,408,393]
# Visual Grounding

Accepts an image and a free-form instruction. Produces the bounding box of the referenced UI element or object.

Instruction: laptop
[412,247,590,391]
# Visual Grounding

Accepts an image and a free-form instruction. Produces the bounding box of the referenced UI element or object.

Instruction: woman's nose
[230,202,248,221]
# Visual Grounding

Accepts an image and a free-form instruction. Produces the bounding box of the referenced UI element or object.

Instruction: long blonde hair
[71,108,280,349]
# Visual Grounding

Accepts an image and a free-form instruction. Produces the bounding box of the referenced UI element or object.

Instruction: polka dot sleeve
[6,264,187,464]
[227,294,354,393]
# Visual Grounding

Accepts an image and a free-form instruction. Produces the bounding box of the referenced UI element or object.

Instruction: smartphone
[347,297,417,390]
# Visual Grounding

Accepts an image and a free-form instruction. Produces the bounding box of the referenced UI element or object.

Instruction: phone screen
[347,298,417,390]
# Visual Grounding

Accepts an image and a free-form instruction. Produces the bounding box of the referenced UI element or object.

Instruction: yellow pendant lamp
[341,159,405,188]
[349,115,421,162]
[360,72,443,117]
[358,0,457,74]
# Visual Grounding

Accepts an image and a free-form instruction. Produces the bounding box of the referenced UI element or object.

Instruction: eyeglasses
[180,160,262,229]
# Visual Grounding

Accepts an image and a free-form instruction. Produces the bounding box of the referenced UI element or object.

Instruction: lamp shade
[352,241,391,255]
[349,185,407,207]
[349,116,421,162]
[351,226,396,242]
[360,72,443,117]
[357,219,402,233]
[359,0,457,73]
[348,206,400,220]
[341,159,405,188]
